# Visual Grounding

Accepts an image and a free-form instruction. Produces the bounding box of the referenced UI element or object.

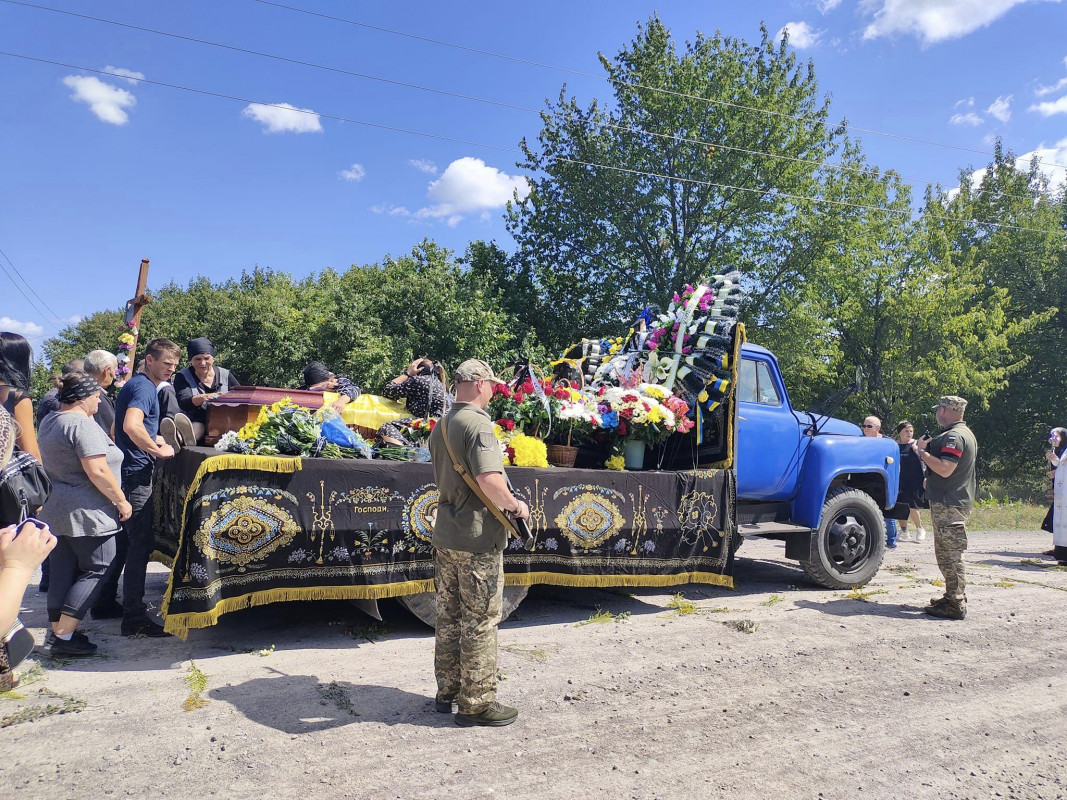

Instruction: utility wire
[2,0,1053,207]
[1,50,1064,240]
[247,0,1067,172]
[0,259,63,333]
[0,244,68,329]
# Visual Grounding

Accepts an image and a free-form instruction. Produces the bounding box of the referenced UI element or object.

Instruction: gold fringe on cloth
[503,571,734,590]
[163,579,436,640]
[161,453,305,638]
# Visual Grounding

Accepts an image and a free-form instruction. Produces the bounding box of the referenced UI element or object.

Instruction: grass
[500,644,550,663]
[667,593,698,615]
[884,564,918,575]
[759,594,785,607]
[0,688,86,728]
[182,660,209,711]
[914,502,1048,532]
[845,587,889,602]
[992,580,1015,588]
[345,623,388,642]
[575,608,631,626]
[317,681,359,716]
[725,619,759,633]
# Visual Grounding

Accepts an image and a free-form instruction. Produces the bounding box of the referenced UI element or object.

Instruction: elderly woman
[376,358,451,445]
[37,372,131,657]
[172,337,241,445]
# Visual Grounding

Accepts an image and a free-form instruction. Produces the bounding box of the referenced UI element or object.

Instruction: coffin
[204,386,324,445]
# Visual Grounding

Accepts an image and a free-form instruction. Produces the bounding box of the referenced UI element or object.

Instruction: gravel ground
[2,529,1065,800]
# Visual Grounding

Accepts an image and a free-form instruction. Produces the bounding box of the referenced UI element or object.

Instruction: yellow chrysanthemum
[605,455,626,471]
[646,405,665,424]
[510,433,548,468]
[643,385,666,400]
[118,333,136,345]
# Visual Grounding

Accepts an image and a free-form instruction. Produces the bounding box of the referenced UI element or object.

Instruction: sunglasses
[862,424,877,429]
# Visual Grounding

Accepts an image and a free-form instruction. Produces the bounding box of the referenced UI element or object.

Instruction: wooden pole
[116,259,151,385]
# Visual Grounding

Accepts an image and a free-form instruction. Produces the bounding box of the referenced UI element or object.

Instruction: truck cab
[735,343,900,588]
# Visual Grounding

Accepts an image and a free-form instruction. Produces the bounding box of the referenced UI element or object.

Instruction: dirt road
[2,529,1065,800]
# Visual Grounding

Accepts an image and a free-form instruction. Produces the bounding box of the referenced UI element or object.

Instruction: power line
[0,244,68,329]
[1,50,1064,241]
[0,259,62,334]
[247,0,1067,172]
[2,0,1052,207]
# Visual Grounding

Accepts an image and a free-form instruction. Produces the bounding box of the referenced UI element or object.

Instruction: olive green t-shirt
[428,402,507,553]
[925,421,977,511]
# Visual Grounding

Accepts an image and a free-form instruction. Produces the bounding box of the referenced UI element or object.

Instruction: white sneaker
[916,527,927,542]
[897,529,916,543]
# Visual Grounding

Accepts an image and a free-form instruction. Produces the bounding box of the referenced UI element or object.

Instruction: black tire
[799,487,886,589]
[396,586,530,628]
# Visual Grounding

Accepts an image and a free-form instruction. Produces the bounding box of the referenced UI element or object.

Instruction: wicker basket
[546,444,579,468]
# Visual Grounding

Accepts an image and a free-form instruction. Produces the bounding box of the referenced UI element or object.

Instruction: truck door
[736,355,807,500]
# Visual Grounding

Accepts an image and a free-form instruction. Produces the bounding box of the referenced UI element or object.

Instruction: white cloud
[409,159,439,175]
[413,157,529,226]
[947,136,1067,201]
[1035,76,1067,96]
[242,102,322,133]
[0,317,44,338]
[949,112,984,126]
[775,21,824,49]
[339,163,366,182]
[986,95,1012,122]
[370,204,412,217]
[861,0,1060,45]
[1029,94,1067,116]
[817,0,844,12]
[62,75,136,125]
[103,66,144,85]
[954,96,975,109]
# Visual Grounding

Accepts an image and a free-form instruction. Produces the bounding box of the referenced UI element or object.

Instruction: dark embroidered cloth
[154,447,735,636]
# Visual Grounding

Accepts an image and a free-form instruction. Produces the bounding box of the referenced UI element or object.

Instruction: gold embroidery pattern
[306,480,336,564]
[193,496,300,570]
[554,492,626,550]
[402,484,439,544]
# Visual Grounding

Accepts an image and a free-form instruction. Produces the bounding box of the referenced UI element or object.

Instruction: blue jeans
[886,517,898,547]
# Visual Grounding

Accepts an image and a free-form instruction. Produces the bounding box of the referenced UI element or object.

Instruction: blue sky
[2,0,1066,358]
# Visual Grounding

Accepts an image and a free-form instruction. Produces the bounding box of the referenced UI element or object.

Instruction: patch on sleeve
[939,434,963,460]
[476,431,498,452]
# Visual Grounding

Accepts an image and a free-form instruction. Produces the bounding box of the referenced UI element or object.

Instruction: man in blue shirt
[109,338,178,637]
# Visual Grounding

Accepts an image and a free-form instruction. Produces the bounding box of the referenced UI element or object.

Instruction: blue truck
[734,342,900,588]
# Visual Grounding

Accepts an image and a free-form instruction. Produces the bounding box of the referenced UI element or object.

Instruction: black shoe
[455,701,518,727]
[91,600,125,620]
[44,631,98,657]
[121,619,171,638]
[924,600,966,620]
[435,693,457,713]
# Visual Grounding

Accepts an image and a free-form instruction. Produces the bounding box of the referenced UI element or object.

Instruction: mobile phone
[13,517,48,540]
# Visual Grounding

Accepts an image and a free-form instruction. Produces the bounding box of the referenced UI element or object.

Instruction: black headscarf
[187,337,216,359]
[303,362,331,387]
[59,374,101,404]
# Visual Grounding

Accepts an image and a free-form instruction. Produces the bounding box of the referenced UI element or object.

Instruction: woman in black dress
[895,420,927,543]
[376,359,450,445]
[172,338,242,445]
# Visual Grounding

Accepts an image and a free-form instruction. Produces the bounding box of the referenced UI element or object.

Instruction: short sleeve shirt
[428,402,507,553]
[38,411,123,537]
[925,421,977,511]
[114,373,160,475]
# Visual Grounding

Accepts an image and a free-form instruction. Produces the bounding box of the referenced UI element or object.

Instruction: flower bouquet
[216,398,369,458]
[596,385,694,469]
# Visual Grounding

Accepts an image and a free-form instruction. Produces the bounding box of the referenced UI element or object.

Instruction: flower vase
[623,438,646,470]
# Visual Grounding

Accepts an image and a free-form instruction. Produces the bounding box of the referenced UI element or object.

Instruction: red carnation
[598,386,606,397]
[503,419,516,432]
[620,408,634,420]
[554,388,569,400]
[520,380,535,394]
[427,419,436,430]
[618,421,628,436]
[622,394,639,403]
[513,392,526,404]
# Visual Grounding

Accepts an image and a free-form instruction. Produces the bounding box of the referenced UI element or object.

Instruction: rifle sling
[438,415,520,540]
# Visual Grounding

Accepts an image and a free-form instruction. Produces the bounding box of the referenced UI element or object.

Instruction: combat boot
[455,701,519,727]
[924,599,966,620]
[434,692,457,713]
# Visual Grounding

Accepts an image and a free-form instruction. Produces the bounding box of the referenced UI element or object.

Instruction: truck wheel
[397,586,530,628]
[799,487,885,589]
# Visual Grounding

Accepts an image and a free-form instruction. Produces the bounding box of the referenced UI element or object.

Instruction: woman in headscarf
[375,358,451,445]
[172,337,241,445]
[37,372,130,657]
[299,362,361,410]
[1044,426,1067,564]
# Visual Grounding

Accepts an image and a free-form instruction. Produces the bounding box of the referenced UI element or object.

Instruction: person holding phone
[913,396,977,620]
[37,372,131,657]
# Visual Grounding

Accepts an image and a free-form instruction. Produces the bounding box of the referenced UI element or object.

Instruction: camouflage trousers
[931,502,970,605]
[433,547,504,715]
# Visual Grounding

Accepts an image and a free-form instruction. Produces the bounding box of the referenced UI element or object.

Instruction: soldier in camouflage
[427,359,530,727]
[913,395,977,620]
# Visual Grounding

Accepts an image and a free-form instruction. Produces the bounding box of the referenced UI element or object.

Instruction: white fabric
[1054,454,1067,547]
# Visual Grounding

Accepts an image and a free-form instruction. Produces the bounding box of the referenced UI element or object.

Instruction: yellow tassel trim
[163,578,437,640]
[150,550,175,569]
[502,571,734,590]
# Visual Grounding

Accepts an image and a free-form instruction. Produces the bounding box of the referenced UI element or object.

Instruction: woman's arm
[12,396,40,461]
[79,454,132,521]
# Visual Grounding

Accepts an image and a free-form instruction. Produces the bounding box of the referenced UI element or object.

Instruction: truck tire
[799,487,885,589]
[397,586,530,628]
